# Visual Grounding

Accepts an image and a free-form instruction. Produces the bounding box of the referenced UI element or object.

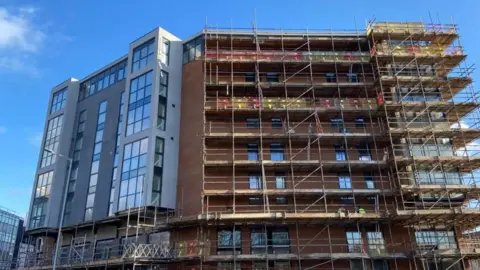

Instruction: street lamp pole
[44,148,72,270]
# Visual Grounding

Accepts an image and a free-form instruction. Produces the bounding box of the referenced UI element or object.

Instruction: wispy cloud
[0,6,45,52]
[0,126,7,135]
[27,132,42,147]
[0,6,46,77]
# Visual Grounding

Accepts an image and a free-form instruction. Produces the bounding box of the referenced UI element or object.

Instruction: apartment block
[19,20,480,270]
[0,207,24,269]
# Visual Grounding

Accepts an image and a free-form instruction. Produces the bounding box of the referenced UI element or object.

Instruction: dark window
[372,260,389,270]
[367,196,377,204]
[347,73,359,83]
[245,72,255,82]
[358,144,372,161]
[276,197,287,204]
[355,117,365,128]
[272,118,282,128]
[340,196,354,204]
[330,118,344,128]
[326,73,337,83]
[50,87,67,114]
[266,73,280,82]
[217,229,241,251]
[247,118,260,128]
[183,36,204,64]
[132,38,155,72]
[249,197,263,205]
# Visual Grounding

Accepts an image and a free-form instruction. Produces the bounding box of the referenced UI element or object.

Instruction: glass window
[248,144,259,161]
[365,172,375,189]
[183,36,204,64]
[132,38,155,72]
[118,138,149,211]
[161,38,170,65]
[155,137,164,167]
[35,171,54,198]
[157,96,166,131]
[245,72,255,82]
[367,231,386,252]
[339,175,352,189]
[276,174,286,189]
[217,229,241,249]
[247,118,259,129]
[249,197,263,205]
[266,72,280,82]
[335,145,346,161]
[159,70,168,97]
[346,231,362,252]
[270,143,284,161]
[50,87,67,114]
[358,144,372,161]
[29,199,47,229]
[127,71,152,136]
[249,175,261,190]
[326,73,337,83]
[355,116,365,128]
[272,118,282,129]
[41,114,64,168]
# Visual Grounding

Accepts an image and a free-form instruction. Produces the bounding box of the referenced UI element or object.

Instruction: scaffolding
[16,17,480,270]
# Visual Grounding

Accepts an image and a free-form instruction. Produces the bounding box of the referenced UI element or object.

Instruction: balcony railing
[372,44,464,57]
[205,97,378,111]
[367,22,457,36]
[205,49,371,62]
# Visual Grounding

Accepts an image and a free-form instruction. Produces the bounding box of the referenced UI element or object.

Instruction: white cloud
[0,126,7,134]
[0,6,45,52]
[27,132,42,147]
[0,56,41,77]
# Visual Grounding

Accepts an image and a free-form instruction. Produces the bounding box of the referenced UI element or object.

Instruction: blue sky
[0,0,479,218]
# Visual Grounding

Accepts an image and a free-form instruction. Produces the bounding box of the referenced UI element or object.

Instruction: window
[117,61,127,81]
[251,228,266,253]
[245,72,255,82]
[183,36,204,64]
[335,145,346,161]
[272,118,282,129]
[251,227,290,254]
[118,138,149,211]
[338,175,352,189]
[368,196,377,205]
[50,87,67,114]
[326,73,337,82]
[152,137,164,205]
[365,172,375,189]
[217,229,241,252]
[275,174,286,189]
[249,197,263,205]
[346,231,362,252]
[358,144,372,161]
[347,73,359,83]
[41,114,64,167]
[415,231,457,249]
[270,143,284,161]
[247,118,260,129]
[266,73,280,83]
[367,232,386,252]
[372,260,389,270]
[132,38,155,72]
[29,199,47,229]
[350,260,364,270]
[249,175,262,190]
[355,117,365,128]
[157,94,167,131]
[276,197,287,204]
[85,101,107,221]
[330,118,344,129]
[35,171,54,198]
[341,196,354,204]
[161,38,170,65]
[248,144,259,160]
[159,70,168,97]
[127,71,152,135]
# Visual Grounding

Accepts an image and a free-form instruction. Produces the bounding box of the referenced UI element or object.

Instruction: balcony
[205,49,370,63]
[396,171,480,196]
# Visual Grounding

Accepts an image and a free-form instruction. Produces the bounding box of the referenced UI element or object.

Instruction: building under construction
[19,18,480,270]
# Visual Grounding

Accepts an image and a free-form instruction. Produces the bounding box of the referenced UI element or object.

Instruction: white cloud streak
[0,7,45,52]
